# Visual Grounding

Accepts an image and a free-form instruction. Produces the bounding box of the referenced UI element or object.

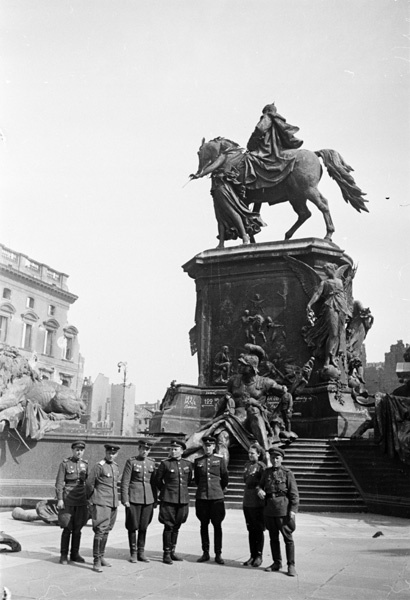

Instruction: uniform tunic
[56,457,88,506]
[156,457,193,528]
[259,466,299,517]
[258,465,299,566]
[86,459,120,535]
[194,454,228,500]
[243,460,265,508]
[194,453,229,553]
[86,460,120,508]
[121,456,156,532]
[55,457,88,531]
[242,460,266,558]
[121,456,156,505]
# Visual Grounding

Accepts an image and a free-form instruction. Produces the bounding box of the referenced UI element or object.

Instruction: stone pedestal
[183,238,353,387]
[149,384,224,436]
[151,238,370,438]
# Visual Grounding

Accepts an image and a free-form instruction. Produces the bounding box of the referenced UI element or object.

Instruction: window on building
[2,288,11,300]
[26,297,34,309]
[22,323,33,351]
[48,305,55,316]
[0,315,8,342]
[64,336,73,360]
[43,329,54,356]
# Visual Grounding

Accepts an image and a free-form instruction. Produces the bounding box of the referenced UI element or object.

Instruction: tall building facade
[0,243,84,393]
[80,374,136,436]
[111,383,136,436]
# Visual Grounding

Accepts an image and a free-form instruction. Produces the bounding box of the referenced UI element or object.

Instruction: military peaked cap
[269,447,285,458]
[137,439,154,449]
[169,438,186,450]
[202,436,217,445]
[71,440,86,449]
[104,443,120,451]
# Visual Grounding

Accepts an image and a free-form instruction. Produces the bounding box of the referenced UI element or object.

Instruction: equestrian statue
[189,102,368,247]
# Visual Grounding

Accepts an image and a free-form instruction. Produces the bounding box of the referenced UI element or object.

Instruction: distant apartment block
[134,401,160,433]
[364,339,409,395]
[81,373,136,436]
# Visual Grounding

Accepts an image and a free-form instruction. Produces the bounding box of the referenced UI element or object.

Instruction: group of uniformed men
[55,435,298,576]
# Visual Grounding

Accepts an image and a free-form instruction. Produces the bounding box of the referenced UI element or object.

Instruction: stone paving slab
[1,507,410,599]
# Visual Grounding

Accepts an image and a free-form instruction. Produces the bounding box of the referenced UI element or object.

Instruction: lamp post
[117,361,128,436]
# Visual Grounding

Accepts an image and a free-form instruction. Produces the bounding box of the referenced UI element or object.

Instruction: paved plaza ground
[1,506,409,600]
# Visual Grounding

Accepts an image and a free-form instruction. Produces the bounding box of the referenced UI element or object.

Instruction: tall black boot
[214,525,224,565]
[100,534,111,567]
[93,536,103,573]
[243,530,254,566]
[170,530,182,561]
[128,531,137,563]
[265,538,282,572]
[285,540,296,577]
[59,529,71,565]
[163,529,173,564]
[197,525,210,562]
[137,530,149,562]
[70,530,85,563]
[252,529,264,567]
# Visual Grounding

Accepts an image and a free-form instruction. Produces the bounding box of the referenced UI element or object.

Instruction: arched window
[0,301,16,343]
[42,318,60,357]
[21,310,39,352]
[63,325,78,361]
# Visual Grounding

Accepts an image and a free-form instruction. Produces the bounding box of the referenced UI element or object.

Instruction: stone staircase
[149,436,367,513]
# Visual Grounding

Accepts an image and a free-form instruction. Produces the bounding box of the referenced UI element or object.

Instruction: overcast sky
[1,0,409,403]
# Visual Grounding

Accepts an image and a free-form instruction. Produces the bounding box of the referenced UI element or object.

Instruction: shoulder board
[99,460,105,465]
[82,459,88,464]
[63,458,70,463]
[213,453,223,458]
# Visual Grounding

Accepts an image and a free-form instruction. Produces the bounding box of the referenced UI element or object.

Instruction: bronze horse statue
[190,136,368,246]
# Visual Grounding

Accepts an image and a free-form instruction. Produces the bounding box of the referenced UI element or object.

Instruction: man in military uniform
[121,439,157,563]
[257,447,299,577]
[155,439,193,565]
[55,440,89,565]
[86,443,120,573]
[194,436,229,565]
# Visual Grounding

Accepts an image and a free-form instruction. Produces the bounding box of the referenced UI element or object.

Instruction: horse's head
[196,138,221,174]
[196,137,240,174]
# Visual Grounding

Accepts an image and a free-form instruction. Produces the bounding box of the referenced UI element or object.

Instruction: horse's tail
[315,149,369,213]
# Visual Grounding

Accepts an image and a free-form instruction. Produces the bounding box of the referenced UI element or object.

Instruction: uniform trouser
[243,506,265,558]
[91,505,118,560]
[59,505,88,556]
[125,504,154,553]
[195,499,226,555]
[158,502,189,551]
[264,515,295,566]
